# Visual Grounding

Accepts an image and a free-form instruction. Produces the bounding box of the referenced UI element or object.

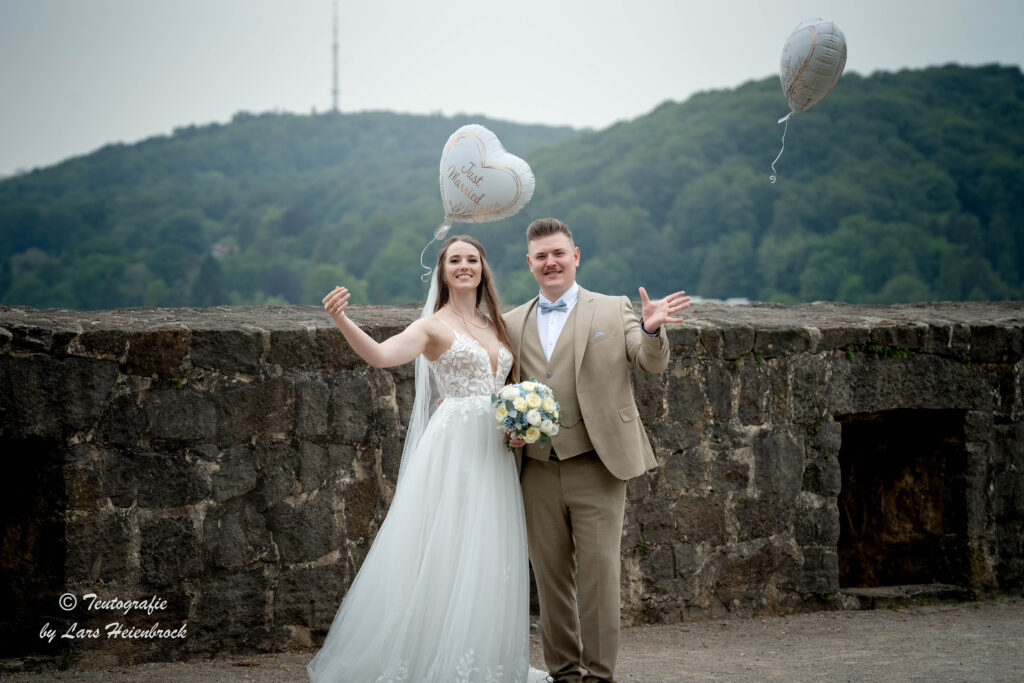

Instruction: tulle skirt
[307,395,531,682]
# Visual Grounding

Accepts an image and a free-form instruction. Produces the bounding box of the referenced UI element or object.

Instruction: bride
[308,235,548,682]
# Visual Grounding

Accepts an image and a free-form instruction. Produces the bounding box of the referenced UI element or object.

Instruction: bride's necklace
[446,303,490,330]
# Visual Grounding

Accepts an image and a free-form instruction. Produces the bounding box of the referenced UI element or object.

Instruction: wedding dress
[308,327,547,682]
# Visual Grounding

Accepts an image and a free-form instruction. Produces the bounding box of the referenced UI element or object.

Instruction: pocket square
[592,331,604,339]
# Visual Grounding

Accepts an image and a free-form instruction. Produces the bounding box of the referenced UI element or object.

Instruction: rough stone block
[312,327,363,371]
[754,326,812,359]
[67,327,130,361]
[733,497,793,541]
[0,355,118,438]
[145,388,217,443]
[720,324,755,360]
[66,452,104,509]
[698,328,723,358]
[753,431,804,501]
[794,500,841,546]
[266,496,334,564]
[4,318,81,354]
[791,357,828,423]
[665,371,707,427]
[192,569,270,645]
[254,442,300,510]
[817,324,871,352]
[737,362,768,425]
[212,445,259,502]
[801,451,842,498]
[673,495,726,544]
[189,328,263,375]
[641,545,677,585]
[705,364,733,422]
[96,392,150,447]
[661,447,707,492]
[341,475,386,542]
[714,540,779,609]
[328,372,372,442]
[125,328,188,377]
[298,442,328,492]
[214,378,295,444]
[970,323,1024,363]
[140,517,203,587]
[294,378,330,437]
[797,546,840,594]
[203,501,274,569]
[276,564,346,632]
[65,511,133,585]
[710,451,751,493]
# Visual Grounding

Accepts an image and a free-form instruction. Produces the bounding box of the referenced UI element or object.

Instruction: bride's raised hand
[322,285,436,369]
[323,286,350,325]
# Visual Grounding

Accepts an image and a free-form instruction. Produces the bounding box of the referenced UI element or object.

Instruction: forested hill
[2,64,1022,309]
[0,113,578,309]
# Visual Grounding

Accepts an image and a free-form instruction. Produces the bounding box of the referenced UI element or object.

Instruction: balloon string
[769,118,790,184]
[419,237,436,283]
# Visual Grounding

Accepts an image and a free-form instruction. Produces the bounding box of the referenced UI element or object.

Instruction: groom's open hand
[639,286,691,333]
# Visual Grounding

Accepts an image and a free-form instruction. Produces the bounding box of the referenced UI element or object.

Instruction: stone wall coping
[2,301,1021,362]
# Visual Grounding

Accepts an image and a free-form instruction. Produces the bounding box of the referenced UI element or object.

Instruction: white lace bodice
[430,329,512,399]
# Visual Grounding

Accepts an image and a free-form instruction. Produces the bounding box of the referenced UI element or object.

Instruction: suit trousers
[521,452,627,683]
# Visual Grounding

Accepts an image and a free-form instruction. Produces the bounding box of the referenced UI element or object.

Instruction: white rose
[501,386,520,401]
[548,423,559,436]
[526,409,542,426]
[525,392,542,409]
[494,404,508,419]
[541,396,557,412]
[520,381,537,392]
[512,397,527,412]
[523,426,541,443]
[540,419,554,434]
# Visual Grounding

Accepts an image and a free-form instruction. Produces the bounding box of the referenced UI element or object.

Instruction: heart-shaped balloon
[779,18,847,121]
[436,124,535,239]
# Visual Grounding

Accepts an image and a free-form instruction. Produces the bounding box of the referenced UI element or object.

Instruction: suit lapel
[573,286,597,380]
[516,297,539,380]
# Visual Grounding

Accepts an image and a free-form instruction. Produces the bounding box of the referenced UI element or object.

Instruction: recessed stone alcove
[837,409,970,588]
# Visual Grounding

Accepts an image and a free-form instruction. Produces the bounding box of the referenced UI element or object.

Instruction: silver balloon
[438,124,536,226]
[779,18,847,122]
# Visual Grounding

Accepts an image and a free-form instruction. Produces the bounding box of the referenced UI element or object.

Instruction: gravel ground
[7,598,1023,682]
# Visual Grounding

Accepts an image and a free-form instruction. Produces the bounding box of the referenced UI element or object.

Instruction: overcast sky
[1,0,1021,177]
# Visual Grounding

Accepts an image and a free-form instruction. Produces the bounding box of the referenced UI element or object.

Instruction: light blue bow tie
[539,299,568,314]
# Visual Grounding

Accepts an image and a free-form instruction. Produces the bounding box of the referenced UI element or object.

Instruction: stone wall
[1,301,1021,666]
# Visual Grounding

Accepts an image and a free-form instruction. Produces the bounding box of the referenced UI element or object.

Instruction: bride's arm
[323,286,443,368]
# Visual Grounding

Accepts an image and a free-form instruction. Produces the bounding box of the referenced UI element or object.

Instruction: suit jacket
[505,285,669,480]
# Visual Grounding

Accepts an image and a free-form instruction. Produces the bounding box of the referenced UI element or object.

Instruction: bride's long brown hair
[434,235,518,382]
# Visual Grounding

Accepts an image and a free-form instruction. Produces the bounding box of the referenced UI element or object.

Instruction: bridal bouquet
[491,380,560,448]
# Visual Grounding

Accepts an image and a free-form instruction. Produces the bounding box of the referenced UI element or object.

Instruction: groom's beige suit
[506,285,669,682]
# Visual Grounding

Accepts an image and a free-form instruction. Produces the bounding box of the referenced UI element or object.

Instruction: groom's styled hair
[526,218,574,246]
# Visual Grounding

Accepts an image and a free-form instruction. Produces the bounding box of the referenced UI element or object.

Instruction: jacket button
[545,371,552,378]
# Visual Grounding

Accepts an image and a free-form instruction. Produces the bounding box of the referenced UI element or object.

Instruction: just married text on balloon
[437,123,535,224]
[446,162,487,206]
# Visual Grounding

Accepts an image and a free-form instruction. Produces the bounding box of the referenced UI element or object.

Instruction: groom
[506,218,689,683]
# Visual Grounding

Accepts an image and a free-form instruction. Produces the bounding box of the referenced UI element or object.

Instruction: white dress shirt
[536,282,579,361]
